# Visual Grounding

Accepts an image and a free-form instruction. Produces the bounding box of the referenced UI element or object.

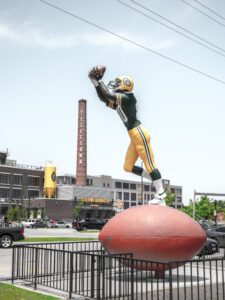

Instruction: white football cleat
[149,191,166,206]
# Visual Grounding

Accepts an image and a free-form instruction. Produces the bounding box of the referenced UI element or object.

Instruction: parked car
[197,237,219,257]
[74,218,106,231]
[21,219,38,228]
[46,221,57,228]
[55,221,72,228]
[30,219,48,229]
[211,224,225,233]
[0,224,24,248]
[199,221,225,247]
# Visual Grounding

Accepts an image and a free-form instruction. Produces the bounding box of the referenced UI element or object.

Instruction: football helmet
[108,76,134,92]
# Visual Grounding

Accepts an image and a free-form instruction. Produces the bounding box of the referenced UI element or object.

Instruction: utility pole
[193,190,196,220]
[214,200,217,227]
[141,161,144,204]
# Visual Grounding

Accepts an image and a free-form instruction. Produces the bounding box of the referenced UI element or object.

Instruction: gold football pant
[124,125,157,174]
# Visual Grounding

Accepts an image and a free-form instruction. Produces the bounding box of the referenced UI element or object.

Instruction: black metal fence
[11,240,225,299]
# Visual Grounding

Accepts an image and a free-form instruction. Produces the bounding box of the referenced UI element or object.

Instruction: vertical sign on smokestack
[76,99,87,186]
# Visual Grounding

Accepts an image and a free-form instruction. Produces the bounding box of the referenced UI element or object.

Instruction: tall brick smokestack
[76,99,87,186]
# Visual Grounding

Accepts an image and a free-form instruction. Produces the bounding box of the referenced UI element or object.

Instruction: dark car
[199,221,225,247]
[30,219,48,229]
[74,218,106,231]
[197,237,218,257]
[0,222,24,248]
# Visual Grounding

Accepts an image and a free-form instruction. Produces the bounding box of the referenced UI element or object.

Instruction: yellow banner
[81,198,109,204]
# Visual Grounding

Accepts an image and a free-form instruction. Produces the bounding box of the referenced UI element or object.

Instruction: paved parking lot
[0,248,12,279]
[0,229,99,280]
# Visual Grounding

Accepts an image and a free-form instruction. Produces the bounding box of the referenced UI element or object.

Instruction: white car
[21,219,38,228]
[55,221,72,228]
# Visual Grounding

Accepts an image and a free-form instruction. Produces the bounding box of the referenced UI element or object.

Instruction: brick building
[0,151,44,218]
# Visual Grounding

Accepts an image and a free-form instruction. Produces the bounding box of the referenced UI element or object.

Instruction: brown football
[97,65,106,76]
[99,205,206,270]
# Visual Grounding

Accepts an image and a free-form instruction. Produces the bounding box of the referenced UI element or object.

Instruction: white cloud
[0,19,175,51]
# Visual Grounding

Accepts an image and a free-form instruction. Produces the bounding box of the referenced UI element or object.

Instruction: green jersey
[107,92,141,130]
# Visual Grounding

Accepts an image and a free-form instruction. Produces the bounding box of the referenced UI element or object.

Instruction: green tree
[165,190,176,207]
[14,206,19,221]
[7,207,15,221]
[26,209,30,219]
[20,209,24,219]
[73,201,84,221]
[41,209,45,219]
[33,209,37,219]
[181,196,217,220]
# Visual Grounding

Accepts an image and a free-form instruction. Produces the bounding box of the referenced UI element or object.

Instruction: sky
[0,0,225,205]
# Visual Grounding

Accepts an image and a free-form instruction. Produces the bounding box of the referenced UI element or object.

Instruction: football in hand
[97,65,106,77]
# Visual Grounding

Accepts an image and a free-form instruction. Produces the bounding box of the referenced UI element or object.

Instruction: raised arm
[89,66,117,109]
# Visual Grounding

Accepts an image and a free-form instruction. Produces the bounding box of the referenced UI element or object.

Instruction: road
[24,228,99,238]
[0,229,99,280]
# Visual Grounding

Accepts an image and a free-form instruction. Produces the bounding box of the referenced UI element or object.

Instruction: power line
[127,0,225,54]
[192,0,225,21]
[39,0,225,86]
[117,0,225,58]
[180,0,225,28]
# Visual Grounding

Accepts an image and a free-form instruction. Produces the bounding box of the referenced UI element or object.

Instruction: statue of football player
[89,66,166,206]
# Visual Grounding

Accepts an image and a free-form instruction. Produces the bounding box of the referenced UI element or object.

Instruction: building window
[123,182,129,189]
[0,173,10,184]
[13,189,22,199]
[131,193,136,201]
[80,147,83,152]
[131,202,136,207]
[28,190,39,198]
[79,159,82,164]
[86,178,92,186]
[124,202,129,209]
[28,176,40,187]
[124,192,129,201]
[13,174,22,185]
[175,189,181,195]
[0,188,10,199]
[116,191,122,200]
[130,183,136,190]
[176,197,182,202]
[80,135,82,139]
[115,181,122,188]
[80,141,82,145]
[144,185,150,192]
[151,186,156,192]
[79,154,83,158]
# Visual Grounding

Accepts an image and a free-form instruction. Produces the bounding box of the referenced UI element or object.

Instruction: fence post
[11,246,15,284]
[69,252,73,299]
[34,248,38,290]
[130,258,134,300]
[169,262,173,300]
[91,254,95,298]
[62,243,65,278]
[97,256,101,300]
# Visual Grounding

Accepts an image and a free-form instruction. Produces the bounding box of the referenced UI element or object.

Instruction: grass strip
[17,237,98,243]
[0,283,60,300]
